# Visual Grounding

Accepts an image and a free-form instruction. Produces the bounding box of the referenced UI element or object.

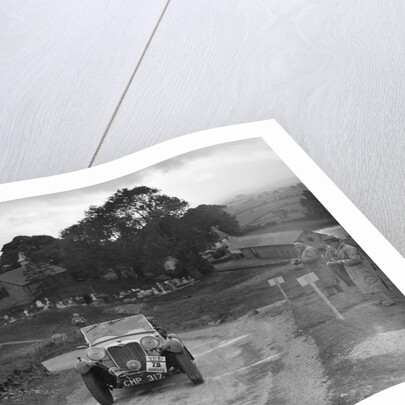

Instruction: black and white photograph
[1,135,405,405]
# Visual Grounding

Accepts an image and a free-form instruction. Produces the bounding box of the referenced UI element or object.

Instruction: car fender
[166,334,195,360]
[162,337,184,353]
[74,358,95,375]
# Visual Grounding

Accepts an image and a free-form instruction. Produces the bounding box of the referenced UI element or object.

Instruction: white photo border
[0,120,403,404]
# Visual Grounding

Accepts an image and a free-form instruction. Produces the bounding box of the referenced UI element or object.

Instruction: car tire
[82,370,114,405]
[174,351,204,385]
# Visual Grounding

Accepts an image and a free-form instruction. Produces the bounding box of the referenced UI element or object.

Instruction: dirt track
[65,303,331,405]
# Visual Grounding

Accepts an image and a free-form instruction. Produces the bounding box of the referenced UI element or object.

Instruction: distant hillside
[224,183,311,231]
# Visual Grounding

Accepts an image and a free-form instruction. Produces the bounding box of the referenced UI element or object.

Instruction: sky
[0,138,299,251]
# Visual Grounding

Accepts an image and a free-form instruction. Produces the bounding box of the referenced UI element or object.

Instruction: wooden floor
[1,1,405,256]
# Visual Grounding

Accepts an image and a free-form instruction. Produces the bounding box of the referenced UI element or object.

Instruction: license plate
[146,355,166,362]
[146,355,167,373]
[123,372,165,387]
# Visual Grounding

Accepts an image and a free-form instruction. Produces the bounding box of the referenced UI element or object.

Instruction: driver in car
[146,316,168,338]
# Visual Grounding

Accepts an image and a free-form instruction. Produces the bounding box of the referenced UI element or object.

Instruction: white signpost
[297,272,344,320]
[267,276,290,303]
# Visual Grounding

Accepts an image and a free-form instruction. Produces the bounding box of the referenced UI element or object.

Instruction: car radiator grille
[107,342,147,370]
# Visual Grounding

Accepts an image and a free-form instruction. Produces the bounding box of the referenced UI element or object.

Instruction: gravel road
[59,303,331,405]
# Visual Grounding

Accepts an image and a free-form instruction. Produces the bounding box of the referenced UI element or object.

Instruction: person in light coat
[323,245,355,287]
[324,236,395,306]
[291,240,342,296]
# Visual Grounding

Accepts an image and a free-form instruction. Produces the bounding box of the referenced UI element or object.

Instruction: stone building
[0,253,70,312]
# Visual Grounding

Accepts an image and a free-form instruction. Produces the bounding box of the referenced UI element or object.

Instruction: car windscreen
[81,315,154,345]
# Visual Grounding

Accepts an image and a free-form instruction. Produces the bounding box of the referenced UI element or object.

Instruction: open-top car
[74,314,204,405]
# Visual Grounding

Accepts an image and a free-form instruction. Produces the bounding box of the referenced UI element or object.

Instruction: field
[224,184,307,228]
[245,217,339,235]
[236,202,305,227]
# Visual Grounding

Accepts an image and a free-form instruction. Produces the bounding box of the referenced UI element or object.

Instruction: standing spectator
[323,245,355,287]
[292,240,342,296]
[146,316,168,338]
[324,236,395,306]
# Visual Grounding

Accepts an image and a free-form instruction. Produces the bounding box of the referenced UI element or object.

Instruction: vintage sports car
[74,314,204,405]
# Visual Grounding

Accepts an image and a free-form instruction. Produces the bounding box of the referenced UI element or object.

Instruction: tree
[58,189,243,280]
[155,205,241,277]
[0,235,62,272]
[59,237,104,280]
[181,205,241,236]
[131,223,173,278]
[60,186,188,279]
[61,186,188,242]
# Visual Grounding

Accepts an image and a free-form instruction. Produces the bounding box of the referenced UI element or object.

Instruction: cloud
[0,138,298,251]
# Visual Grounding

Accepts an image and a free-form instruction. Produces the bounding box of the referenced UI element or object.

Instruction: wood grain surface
[0,0,168,181]
[2,0,405,256]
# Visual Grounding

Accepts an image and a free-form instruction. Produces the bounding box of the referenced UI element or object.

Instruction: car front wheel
[174,351,204,385]
[82,370,114,405]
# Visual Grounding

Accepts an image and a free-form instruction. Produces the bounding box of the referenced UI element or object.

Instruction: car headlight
[140,336,160,350]
[86,347,106,361]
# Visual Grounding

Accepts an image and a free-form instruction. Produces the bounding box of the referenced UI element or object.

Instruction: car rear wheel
[82,370,114,405]
[174,351,204,384]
